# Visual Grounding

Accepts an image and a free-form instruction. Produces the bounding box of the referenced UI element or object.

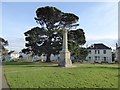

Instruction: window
[95,50,100,54]
[98,50,100,54]
[95,56,97,60]
[89,50,91,54]
[89,57,91,60]
[95,50,97,54]
[103,50,106,54]
[104,57,107,62]
[97,56,100,60]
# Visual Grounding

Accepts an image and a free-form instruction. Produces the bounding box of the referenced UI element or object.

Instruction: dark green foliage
[21,48,31,54]
[35,6,63,30]
[8,51,14,54]
[0,37,8,50]
[68,41,88,61]
[0,37,8,45]
[68,29,87,61]
[112,52,115,62]
[68,29,86,45]
[79,47,88,60]
[19,55,23,58]
[0,37,8,55]
[24,27,63,62]
[60,13,79,29]
[35,6,79,30]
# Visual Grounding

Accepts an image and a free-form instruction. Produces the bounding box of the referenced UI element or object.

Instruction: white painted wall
[10,53,19,59]
[32,55,46,61]
[86,49,112,63]
[20,53,75,62]
[51,54,61,62]
[2,52,19,61]
[20,53,31,58]
[32,54,59,62]
[19,53,32,61]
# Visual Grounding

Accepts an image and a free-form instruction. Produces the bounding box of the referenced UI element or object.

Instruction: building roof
[87,43,111,49]
[8,51,19,55]
[117,46,120,49]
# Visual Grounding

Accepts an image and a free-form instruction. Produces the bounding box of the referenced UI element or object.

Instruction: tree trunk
[46,53,51,62]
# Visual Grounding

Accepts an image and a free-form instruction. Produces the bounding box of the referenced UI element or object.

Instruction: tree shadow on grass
[4,62,34,65]
[4,62,59,68]
[4,62,120,69]
[24,65,59,68]
[21,64,120,70]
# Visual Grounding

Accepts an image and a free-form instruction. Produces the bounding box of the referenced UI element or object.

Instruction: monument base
[58,50,72,67]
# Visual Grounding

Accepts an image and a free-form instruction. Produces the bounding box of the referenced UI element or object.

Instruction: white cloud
[81,2,118,49]
[86,35,118,41]
[81,2,118,44]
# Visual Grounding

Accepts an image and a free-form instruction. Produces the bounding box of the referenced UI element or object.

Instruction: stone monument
[59,29,72,67]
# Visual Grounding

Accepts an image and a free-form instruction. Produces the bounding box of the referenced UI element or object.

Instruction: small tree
[0,37,9,61]
[0,37,8,55]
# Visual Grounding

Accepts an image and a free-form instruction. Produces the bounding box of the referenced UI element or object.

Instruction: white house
[8,51,19,61]
[116,43,120,62]
[86,43,112,63]
[32,54,59,62]
[19,53,46,62]
[11,51,19,59]
[1,51,19,61]
[19,52,33,61]
[20,53,74,62]
[32,54,74,62]
[32,54,46,62]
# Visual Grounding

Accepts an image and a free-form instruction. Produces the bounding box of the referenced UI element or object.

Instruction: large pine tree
[24,6,87,62]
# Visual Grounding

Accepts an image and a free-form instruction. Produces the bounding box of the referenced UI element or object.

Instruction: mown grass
[3,62,119,88]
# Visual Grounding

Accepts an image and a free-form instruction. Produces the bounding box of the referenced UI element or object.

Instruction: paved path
[0,65,2,90]
[1,63,10,90]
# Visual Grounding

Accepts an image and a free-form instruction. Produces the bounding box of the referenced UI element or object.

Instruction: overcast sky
[1,1,118,52]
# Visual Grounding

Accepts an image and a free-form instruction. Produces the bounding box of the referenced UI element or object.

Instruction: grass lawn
[3,62,119,88]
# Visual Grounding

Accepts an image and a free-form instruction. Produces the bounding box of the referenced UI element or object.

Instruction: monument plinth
[59,29,72,67]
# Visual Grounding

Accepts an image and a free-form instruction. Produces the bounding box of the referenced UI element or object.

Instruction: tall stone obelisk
[59,29,72,67]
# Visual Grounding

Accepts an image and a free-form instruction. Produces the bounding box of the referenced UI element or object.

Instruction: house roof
[117,46,120,49]
[8,51,19,55]
[87,43,111,49]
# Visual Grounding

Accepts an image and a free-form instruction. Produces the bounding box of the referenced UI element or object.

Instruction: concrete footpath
[0,65,2,90]
[0,63,10,90]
